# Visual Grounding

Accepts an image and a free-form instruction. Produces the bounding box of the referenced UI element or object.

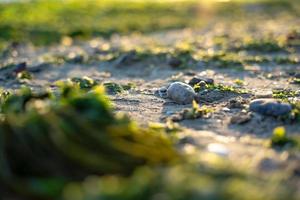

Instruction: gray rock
[167,82,196,104]
[295,73,300,78]
[249,98,292,116]
[155,86,168,98]
[188,77,214,86]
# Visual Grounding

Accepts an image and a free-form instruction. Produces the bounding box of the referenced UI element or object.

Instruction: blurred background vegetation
[0,0,299,50]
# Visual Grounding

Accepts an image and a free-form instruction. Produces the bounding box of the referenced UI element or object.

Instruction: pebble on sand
[249,98,292,116]
[167,82,196,104]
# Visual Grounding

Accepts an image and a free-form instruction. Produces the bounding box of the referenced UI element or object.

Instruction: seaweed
[0,84,178,198]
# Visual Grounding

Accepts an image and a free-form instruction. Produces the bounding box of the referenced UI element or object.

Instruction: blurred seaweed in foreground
[0,84,178,198]
[0,83,299,199]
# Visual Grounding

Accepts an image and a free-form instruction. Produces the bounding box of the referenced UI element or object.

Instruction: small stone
[222,107,231,112]
[184,71,196,76]
[114,51,137,66]
[167,82,196,104]
[230,112,252,124]
[155,86,168,98]
[289,71,300,79]
[0,62,27,79]
[14,62,27,73]
[227,98,247,109]
[169,113,184,122]
[165,110,175,115]
[188,77,214,86]
[168,57,182,68]
[254,90,273,98]
[28,63,51,73]
[178,136,196,145]
[249,98,292,116]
